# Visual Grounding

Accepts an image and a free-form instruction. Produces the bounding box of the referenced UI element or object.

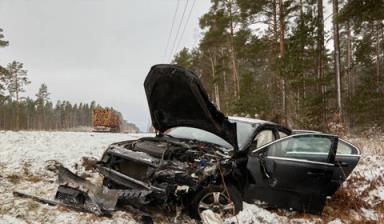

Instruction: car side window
[278,131,288,139]
[267,135,333,159]
[337,140,359,155]
[254,130,274,148]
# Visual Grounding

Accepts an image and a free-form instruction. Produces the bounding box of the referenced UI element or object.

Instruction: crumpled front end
[54,137,233,216]
[98,137,232,209]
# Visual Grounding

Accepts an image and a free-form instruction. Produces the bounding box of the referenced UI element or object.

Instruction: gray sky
[0,0,210,131]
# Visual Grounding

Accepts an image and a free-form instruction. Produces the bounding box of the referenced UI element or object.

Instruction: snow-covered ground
[0,131,383,224]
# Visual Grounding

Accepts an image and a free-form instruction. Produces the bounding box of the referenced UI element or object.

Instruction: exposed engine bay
[53,136,236,218]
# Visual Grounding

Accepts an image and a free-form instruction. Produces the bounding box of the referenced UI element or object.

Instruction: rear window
[337,140,359,155]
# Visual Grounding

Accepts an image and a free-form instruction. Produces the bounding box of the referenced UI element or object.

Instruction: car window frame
[336,138,361,156]
[245,123,291,153]
[253,129,276,149]
[250,133,340,165]
[278,131,288,139]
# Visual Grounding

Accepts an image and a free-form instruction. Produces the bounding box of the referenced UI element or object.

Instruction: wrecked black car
[51,64,361,219]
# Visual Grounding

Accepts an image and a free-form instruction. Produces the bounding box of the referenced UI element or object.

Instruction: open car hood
[144,64,238,150]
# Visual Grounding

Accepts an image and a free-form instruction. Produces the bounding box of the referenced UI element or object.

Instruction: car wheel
[189,185,242,220]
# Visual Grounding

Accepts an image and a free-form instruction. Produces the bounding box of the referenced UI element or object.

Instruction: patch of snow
[0,131,383,223]
[360,208,378,221]
[377,186,384,199]
[201,210,223,224]
[0,131,140,175]
[225,203,287,224]
[0,131,147,223]
[0,215,26,224]
[328,218,343,224]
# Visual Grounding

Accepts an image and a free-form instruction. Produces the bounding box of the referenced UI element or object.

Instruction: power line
[169,0,189,62]
[174,0,197,55]
[163,0,181,62]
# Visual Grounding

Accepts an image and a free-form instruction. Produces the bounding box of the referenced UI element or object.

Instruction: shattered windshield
[166,120,258,150]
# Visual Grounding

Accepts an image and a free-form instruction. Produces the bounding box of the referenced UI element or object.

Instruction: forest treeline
[0,29,136,131]
[173,0,384,132]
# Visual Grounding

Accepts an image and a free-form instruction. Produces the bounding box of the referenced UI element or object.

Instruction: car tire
[189,185,243,220]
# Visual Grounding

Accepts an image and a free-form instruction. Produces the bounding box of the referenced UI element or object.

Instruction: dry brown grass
[81,156,98,171]
[376,202,384,222]
[23,161,44,183]
[321,170,384,223]
[56,205,71,213]
[349,134,384,155]
[7,174,21,184]
[322,187,369,222]
[26,175,43,183]
[6,162,44,184]
[26,200,40,211]
[22,161,32,176]
[274,157,383,223]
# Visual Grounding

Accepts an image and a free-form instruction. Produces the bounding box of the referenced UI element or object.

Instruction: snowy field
[0,131,383,224]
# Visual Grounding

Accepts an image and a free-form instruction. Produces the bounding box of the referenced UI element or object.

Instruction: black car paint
[241,132,360,214]
[96,119,360,216]
[242,133,336,214]
[144,64,238,150]
[141,65,359,216]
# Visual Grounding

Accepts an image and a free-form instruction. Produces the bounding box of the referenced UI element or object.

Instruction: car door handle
[307,171,325,176]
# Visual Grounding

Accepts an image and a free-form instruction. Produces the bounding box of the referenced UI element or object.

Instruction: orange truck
[92,108,120,132]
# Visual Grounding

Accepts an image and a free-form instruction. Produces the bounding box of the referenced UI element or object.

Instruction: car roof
[228,116,276,125]
[229,116,292,135]
[292,129,322,134]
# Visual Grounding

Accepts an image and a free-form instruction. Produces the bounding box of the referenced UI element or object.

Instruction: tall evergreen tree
[5,61,30,130]
[35,84,50,129]
[0,28,9,97]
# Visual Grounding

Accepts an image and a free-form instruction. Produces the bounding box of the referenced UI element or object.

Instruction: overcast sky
[0,0,210,131]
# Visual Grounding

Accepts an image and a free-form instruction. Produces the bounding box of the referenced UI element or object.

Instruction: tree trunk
[346,21,353,100]
[346,21,353,128]
[221,48,228,110]
[317,0,326,124]
[278,0,287,125]
[209,52,221,110]
[272,0,278,43]
[375,22,381,122]
[227,0,240,98]
[13,68,20,131]
[375,22,380,94]
[271,0,280,116]
[333,0,342,118]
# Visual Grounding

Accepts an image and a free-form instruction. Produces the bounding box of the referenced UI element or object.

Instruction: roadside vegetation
[173,0,384,134]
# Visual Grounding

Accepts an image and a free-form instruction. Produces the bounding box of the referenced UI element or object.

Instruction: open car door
[244,134,359,214]
[327,138,361,195]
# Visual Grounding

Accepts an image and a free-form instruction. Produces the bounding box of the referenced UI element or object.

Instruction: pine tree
[35,84,50,129]
[5,61,30,130]
[0,28,9,97]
